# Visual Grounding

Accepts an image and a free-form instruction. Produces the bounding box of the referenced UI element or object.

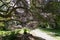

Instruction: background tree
[44,1,60,29]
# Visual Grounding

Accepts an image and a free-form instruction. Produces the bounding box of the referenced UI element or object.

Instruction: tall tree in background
[44,1,60,29]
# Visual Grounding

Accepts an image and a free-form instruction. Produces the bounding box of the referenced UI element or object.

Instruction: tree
[0,0,30,30]
[0,0,43,30]
[44,1,60,29]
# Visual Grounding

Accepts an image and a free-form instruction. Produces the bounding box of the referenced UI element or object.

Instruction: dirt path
[30,29,56,40]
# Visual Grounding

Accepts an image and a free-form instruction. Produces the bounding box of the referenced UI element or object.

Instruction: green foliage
[44,2,60,13]
[0,28,30,36]
[0,1,3,6]
[0,22,4,26]
[0,28,30,40]
[43,1,60,29]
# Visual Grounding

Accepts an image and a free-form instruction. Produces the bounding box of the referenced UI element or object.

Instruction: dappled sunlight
[30,29,56,40]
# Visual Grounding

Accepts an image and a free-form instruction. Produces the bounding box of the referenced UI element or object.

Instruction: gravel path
[30,29,56,40]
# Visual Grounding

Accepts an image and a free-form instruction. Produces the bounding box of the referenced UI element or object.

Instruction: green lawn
[39,28,60,40]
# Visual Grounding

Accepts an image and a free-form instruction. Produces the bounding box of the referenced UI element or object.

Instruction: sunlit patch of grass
[0,28,30,37]
[39,28,60,40]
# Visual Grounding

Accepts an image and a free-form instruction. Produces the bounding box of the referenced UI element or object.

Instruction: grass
[0,28,30,36]
[39,28,60,40]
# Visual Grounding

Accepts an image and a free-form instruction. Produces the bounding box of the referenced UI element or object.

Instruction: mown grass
[39,28,60,40]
